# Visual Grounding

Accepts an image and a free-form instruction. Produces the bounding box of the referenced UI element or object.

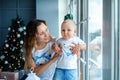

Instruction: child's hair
[61,19,77,29]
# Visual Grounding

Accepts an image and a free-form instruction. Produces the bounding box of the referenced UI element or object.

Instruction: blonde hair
[61,19,77,29]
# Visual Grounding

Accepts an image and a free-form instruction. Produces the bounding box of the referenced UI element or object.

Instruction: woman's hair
[24,19,47,70]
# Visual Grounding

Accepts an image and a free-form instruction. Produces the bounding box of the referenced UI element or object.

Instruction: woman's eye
[46,28,48,31]
[39,32,44,35]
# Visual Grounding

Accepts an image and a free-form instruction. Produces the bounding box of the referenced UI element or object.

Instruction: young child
[24,19,61,80]
[53,19,86,80]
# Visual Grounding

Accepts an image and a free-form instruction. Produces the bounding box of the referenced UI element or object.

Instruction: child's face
[36,23,50,43]
[61,20,76,39]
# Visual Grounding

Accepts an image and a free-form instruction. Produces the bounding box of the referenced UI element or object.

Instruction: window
[88,1,102,80]
[59,0,119,80]
[77,0,120,80]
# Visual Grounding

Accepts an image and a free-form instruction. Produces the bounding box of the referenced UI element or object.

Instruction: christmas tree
[0,16,26,72]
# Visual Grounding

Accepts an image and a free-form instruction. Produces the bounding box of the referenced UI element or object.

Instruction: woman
[24,19,60,80]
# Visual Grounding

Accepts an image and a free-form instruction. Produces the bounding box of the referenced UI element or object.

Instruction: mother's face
[36,23,50,43]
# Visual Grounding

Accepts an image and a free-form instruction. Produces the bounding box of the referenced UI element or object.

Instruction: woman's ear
[35,33,38,38]
[35,33,38,42]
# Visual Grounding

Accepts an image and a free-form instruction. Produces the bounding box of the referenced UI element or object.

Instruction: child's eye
[62,29,65,31]
[68,29,71,31]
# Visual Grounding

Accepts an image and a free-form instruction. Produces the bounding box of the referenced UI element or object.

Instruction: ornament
[12,47,15,51]
[12,29,15,32]
[4,61,8,64]
[24,32,26,35]
[18,60,20,62]
[16,58,18,60]
[17,21,20,24]
[13,39,16,42]
[20,40,24,44]
[4,51,8,54]
[22,57,25,60]
[5,44,9,47]
[18,27,23,32]
[9,65,11,68]
[20,45,22,48]
[1,67,3,69]
[0,55,5,60]
[17,34,21,38]
[23,26,26,30]
[5,40,7,42]
[64,14,73,21]
[11,55,15,59]
[20,49,23,52]
[8,27,11,31]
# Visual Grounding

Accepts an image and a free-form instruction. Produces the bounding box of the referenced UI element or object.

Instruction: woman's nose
[44,32,48,36]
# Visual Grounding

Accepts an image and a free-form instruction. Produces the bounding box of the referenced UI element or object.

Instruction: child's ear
[74,29,77,33]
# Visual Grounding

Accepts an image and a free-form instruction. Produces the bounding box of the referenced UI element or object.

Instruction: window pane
[88,0,103,80]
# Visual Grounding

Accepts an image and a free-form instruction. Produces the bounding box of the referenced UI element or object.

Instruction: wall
[36,0,59,38]
[58,0,67,37]
[0,0,36,48]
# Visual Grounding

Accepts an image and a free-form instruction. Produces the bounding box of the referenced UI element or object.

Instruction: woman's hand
[71,43,80,54]
[51,52,61,62]
[52,44,62,53]
[30,59,36,71]
[34,52,61,75]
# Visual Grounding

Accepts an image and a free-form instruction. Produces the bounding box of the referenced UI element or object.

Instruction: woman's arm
[79,43,86,50]
[34,53,60,75]
[71,43,86,58]
[71,43,86,54]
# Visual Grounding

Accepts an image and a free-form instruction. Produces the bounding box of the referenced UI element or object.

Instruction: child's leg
[65,69,78,80]
[53,68,64,80]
